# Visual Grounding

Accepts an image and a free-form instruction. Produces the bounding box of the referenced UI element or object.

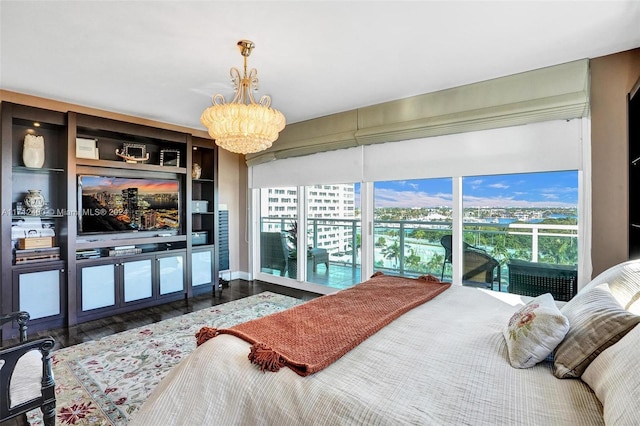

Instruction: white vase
[24,189,45,216]
[23,134,45,168]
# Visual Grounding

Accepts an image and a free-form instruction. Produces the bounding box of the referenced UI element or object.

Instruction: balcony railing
[260,217,578,289]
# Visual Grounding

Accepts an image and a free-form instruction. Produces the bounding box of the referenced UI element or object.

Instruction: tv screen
[78,175,180,234]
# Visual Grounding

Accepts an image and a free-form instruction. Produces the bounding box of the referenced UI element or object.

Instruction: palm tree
[405,248,423,273]
[381,241,401,267]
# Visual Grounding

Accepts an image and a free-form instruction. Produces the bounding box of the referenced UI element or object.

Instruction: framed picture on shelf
[76,138,99,159]
[160,149,180,167]
[116,143,149,163]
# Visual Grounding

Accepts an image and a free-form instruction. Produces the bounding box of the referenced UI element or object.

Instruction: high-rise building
[260,184,356,253]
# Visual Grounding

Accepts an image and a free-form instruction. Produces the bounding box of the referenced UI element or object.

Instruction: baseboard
[219,270,251,282]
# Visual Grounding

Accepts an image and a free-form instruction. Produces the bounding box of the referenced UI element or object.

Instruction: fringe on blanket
[196,327,285,372]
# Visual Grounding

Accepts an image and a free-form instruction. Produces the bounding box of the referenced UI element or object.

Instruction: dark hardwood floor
[1,280,320,426]
[32,280,320,350]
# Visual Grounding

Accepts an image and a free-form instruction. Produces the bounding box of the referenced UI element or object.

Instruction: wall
[590,48,640,276]
[6,48,640,281]
[216,148,249,278]
[240,48,640,281]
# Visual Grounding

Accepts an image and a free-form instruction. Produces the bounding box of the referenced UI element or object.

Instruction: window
[259,186,298,278]
[373,178,453,278]
[460,171,578,294]
[305,183,361,289]
[251,119,587,295]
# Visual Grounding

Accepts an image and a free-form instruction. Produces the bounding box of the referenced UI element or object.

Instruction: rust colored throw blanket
[196,273,450,376]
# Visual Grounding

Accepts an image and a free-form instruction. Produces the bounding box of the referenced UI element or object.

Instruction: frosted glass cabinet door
[18,269,62,320]
[123,259,153,302]
[158,254,185,295]
[192,249,213,287]
[82,264,116,311]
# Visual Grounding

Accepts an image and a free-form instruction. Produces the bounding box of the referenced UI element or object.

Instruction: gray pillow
[553,283,640,379]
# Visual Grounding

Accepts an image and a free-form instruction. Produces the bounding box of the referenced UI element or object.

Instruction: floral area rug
[27,292,301,425]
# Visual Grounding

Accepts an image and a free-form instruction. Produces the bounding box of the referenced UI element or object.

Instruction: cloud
[488,183,509,189]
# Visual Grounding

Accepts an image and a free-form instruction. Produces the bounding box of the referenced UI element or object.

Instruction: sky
[79,175,179,195]
[371,171,578,209]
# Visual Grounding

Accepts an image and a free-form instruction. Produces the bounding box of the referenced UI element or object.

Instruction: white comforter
[131,285,603,425]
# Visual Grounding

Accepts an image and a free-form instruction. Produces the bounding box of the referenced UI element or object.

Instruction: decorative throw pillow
[503,293,570,369]
[553,283,640,379]
[582,324,640,425]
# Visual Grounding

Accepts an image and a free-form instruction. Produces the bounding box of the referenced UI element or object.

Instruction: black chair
[439,235,476,280]
[462,248,501,290]
[260,232,288,276]
[507,259,577,301]
[0,312,56,426]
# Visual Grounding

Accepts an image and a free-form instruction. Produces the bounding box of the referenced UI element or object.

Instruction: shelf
[2,102,219,329]
[75,158,187,174]
[192,243,215,249]
[13,214,65,219]
[75,247,186,263]
[75,235,187,250]
[12,166,65,174]
[12,259,65,270]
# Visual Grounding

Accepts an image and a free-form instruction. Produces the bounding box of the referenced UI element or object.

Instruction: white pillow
[503,293,570,368]
[582,323,640,425]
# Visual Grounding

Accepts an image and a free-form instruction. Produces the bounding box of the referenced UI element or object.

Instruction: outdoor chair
[440,235,474,279]
[260,232,287,276]
[462,248,501,290]
[309,248,329,273]
[0,311,56,426]
[507,259,577,301]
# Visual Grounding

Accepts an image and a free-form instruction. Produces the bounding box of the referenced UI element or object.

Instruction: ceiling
[1,1,639,133]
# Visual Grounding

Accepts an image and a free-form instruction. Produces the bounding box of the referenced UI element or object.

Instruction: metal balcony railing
[260,217,578,288]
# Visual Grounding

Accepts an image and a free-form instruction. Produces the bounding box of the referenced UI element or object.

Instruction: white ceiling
[1,1,639,132]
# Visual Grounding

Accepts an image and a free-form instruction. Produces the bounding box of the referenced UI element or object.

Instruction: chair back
[260,232,288,276]
[0,312,56,426]
[507,259,577,301]
[463,249,500,287]
[440,235,475,263]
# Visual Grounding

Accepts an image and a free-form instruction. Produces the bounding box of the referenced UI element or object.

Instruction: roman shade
[246,58,589,169]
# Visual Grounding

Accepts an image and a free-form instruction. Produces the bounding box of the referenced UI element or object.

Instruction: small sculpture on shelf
[192,163,202,179]
[23,189,45,216]
[23,134,45,168]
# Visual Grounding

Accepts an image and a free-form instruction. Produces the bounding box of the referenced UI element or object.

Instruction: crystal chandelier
[201,40,286,154]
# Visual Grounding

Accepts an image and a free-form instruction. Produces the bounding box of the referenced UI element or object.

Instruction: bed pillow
[503,293,570,369]
[582,324,640,425]
[553,283,640,379]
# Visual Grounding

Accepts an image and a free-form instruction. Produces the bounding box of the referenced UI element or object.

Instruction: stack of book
[76,248,101,260]
[15,247,60,264]
[108,245,142,256]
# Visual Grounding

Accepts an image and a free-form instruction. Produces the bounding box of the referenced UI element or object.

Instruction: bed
[131,260,640,425]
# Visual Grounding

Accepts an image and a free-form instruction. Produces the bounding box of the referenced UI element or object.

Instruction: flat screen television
[78,175,180,234]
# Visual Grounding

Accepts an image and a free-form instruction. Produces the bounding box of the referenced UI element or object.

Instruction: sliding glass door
[251,119,587,294]
[461,171,579,294]
[258,186,298,278]
[305,183,361,289]
[373,178,453,278]
[257,183,361,291]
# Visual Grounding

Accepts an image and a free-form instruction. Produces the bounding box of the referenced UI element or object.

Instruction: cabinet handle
[60,269,65,273]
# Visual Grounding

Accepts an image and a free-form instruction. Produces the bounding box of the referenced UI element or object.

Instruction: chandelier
[201,40,286,154]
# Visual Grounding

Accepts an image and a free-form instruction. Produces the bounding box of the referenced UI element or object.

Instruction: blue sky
[370,171,578,208]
